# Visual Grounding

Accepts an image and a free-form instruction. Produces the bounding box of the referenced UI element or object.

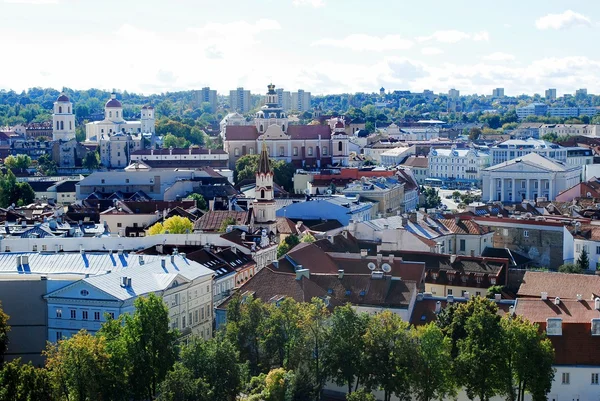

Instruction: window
[56,309,62,318]
[32,245,37,252]
[206,305,210,318]
[94,312,100,321]
[561,372,570,385]
[546,318,562,336]
[338,141,343,152]
[279,146,285,156]
[596,246,600,255]
[70,310,76,319]
[592,373,599,385]
[576,244,581,252]
[293,147,298,156]
[234,148,240,156]
[459,239,465,252]
[207,285,210,293]
[82,311,88,320]
[194,310,199,323]
[189,312,192,326]
[107,312,115,320]
[447,289,453,296]
[117,223,122,228]
[523,230,529,238]
[322,146,328,156]
[201,308,205,320]
[80,290,89,296]
[56,331,62,342]
[182,315,186,328]
[475,291,481,296]
[249,147,255,155]
[308,147,313,156]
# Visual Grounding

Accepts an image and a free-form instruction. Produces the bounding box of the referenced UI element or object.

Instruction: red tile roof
[225,125,259,140]
[401,156,428,168]
[288,125,332,140]
[193,210,250,232]
[517,271,600,300]
[438,219,491,235]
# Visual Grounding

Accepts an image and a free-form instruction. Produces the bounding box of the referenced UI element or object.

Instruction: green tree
[0,170,35,208]
[576,247,590,271]
[187,193,207,210]
[420,187,442,209]
[558,263,583,274]
[37,154,58,175]
[298,299,330,400]
[499,316,555,401]
[277,234,300,258]
[234,154,295,189]
[162,133,190,149]
[122,294,178,400]
[148,216,194,235]
[300,233,316,243]
[158,362,210,401]
[468,127,482,141]
[82,150,100,170]
[411,324,456,401]
[323,304,369,393]
[0,301,9,367]
[4,154,31,170]
[0,359,53,401]
[363,311,414,401]
[261,298,304,370]
[346,388,376,401]
[219,216,237,233]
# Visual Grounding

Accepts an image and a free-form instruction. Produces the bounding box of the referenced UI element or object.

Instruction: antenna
[367,262,376,271]
[381,263,391,273]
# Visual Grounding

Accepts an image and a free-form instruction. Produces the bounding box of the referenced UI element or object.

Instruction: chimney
[80,247,85,255]
[338,269,344,279]
[576,294,583,301]
[21,255,29,265]
[408,212,417,224]
[15,255,21,268]
[541,292,548,300]
[376,253,383,264]
[454,216,460,225]
[127,277,132,287]
[470,250,475,257]
[401,216,408,226]
[416,292,424,301]
[121,276,128,287]
[180,252,186,259]
[170,255,175,264]
[388,254,394,264]
[272,260,279,269]
[435,301,442,313]
[595,297,600,310]
[383,223,389,230]
[21,220,26,228]
[360,249,368,258]
[138,255,144,265]
[161,258,166,268]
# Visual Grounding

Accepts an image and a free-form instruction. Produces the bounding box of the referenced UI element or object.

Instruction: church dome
[141,105,148,110]
[105,94,122,108]
[56,93,70,102]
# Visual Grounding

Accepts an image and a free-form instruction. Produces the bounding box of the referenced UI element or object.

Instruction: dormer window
[546,318,562,336]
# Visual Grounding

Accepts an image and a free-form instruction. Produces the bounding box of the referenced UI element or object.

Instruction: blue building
[276,196,373,226]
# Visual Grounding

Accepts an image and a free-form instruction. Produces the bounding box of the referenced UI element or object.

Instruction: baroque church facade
[221,84,349,170]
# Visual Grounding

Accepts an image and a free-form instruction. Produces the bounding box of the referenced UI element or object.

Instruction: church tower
[252,141,277,233]
[140,105,155,134]
[254,84,288,134]
[52,93,76,141]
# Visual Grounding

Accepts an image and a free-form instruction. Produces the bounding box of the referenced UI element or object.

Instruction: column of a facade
[549,176,554,200]
[526,178,530,201]
[537,179,542,200]
[500,178,505,202]
[489,177,495,202]
[511,178,516,203]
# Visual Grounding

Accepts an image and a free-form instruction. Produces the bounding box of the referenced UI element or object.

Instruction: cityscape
[2,1,600,401]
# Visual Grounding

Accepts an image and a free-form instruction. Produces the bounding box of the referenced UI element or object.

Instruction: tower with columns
[52,93,76,141]
[252,141,277,233]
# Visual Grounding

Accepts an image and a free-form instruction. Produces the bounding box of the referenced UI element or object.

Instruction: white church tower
[252,141,277,233]
[52,93,76,141]
[104,93,124,122]
[140,105,155,134]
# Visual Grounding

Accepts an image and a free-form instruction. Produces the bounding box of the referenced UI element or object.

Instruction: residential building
[222,84,349,169]
[348,217,437,253]
[342,176,405,216]
[380,146,415,166]
[51,138,89,168]
[52,93,76,141]
[516,102,548,119]
[490,138,567,165]
[395,169,419,212]
[473,215,569,269]
[290,90,311,112]
[193,87,217,112]
[386,123,440,141]
[576,88,588,97]
[516,103,598,119]
[448,89,460,98]
[276,196,374,225]
[539,124,600,137]
[45,253,214,341]
[565,147,594,170]
[275,88,291,111]
[229,87,251,113]
[555,177,600,202]
[482,153,581,202]
[25,121,53,140]
[492,88,504,98]
[545,88,557,101]
[399,156,429,184]
[427,146,490,188]
[130,147,230,169]
[568,224,600,270]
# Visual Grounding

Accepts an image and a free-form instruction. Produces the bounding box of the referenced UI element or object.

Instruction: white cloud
[535,10,591,30]
[482,52,515,61]
[292,0,324,7]
[312,34,413,52]
[4,0,58,3]
[417,29,489,43]
[421,47,443,55]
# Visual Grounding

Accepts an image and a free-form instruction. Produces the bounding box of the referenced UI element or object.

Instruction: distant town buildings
[492,88,505,98]
[545,88,557,101]
[52,93,76,142]
[275,87,291,111]
[490,138,567,165]
[193,87,218,112]
[427,146,490,187]
[229,87,252,113]
[291,89,311,112]
[516,103,599,119]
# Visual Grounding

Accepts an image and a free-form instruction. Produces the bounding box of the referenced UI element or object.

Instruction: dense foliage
[147,216,194,235]
[234,154,296,192]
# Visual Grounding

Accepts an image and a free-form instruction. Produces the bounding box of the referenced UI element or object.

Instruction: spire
[258,140,271,175]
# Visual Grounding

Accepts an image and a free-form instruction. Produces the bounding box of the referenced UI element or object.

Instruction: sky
[1,0,600,96]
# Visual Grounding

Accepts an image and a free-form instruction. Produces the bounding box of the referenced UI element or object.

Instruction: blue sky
[1,0,599,96]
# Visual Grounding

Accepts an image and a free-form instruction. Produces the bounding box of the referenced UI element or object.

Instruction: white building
[427,147,490,186]
[229,87,251,113]
[44,252,214,341]
[380,146,415,166]
[539,124,600,138]
[482,153,581,202]
[291,90,311,112]
[490,138,567,165]
[52,93,76,141]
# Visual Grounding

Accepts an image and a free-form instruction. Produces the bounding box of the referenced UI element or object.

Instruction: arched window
[261,189,265,199]
[60,121,64,130]
[234,148,240,156]
[59,106,62,113]
[308,147,313,156]
[338,141,343,151]
[282,124,285,131]
[68,107,71,113]
[260,124,264,132]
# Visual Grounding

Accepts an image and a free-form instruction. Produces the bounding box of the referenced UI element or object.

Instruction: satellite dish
[381,263,391,273]
[326,189,332,195]
[367,262,376,271]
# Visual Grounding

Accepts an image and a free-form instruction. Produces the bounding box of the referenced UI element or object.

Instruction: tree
[468,127,482,141]
[300,233,316,243]
[261,298,304,370]
[162,133,190,149]
[234,154,295,189]
[122,294,178,400]
[420,187,441,209]
[558,263,583,274]
[0,170,35,208]
[219,216,237,233]
[346,388,376,401]
[411,324,456,401]
[576,247,590,271]
[83,150,100,170]
[158,362,210,401]
[498,316,555,401]
[148,216,194,235]
[363,311,414,401]
[187,193,207,210]
[4,154,31,170]
[44,330,110,401]
[0,359,52,401]
[323,304,369,394]
[0,301,9,367]
[298,298,330,399]
[37,154,57,175]
[451,191,461,200]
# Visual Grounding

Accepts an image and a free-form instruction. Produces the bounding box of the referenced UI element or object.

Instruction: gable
[488,161,552,174]
[45,279,121,302]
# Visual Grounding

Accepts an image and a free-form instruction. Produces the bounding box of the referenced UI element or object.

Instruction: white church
[52,94,76,141]
[85,93,156,168]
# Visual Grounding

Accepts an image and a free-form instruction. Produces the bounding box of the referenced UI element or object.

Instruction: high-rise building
[448,89,460,99]
[576,88,588,97]
[291,90,311,112]
[276,88,291,111]
[229,87,251,113]
[52,93,76,141]
[545,88,557,101]
[492,88,505,98]
[193,87,217,112]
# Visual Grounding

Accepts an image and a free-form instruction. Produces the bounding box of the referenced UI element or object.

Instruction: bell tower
[52,93,76,141]
[252,141,277,233]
